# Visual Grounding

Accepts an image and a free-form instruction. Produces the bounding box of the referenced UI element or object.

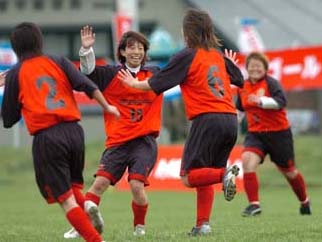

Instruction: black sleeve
[86,65,119,91]
[1,66,22,128]
[49,55,98,98]
[148,48,196,95]
[266,75,287,108]
[224,57,244,88]
[235,91,244,111]
[144,65,161,75]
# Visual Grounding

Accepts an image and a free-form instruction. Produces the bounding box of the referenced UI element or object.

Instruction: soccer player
[63,26,163,239]
[1,22,120,242]
[236,52,311,216]
[118,8,244,236]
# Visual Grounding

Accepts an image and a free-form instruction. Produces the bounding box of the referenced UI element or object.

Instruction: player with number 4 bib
[118,9,244,236]
[63,25,163,239]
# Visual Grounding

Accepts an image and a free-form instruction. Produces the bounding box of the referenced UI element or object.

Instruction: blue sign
[0,41,17,106]
[0,41,17,71]
[148,28,179,58]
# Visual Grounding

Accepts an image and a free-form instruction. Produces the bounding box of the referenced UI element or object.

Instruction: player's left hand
[225,49,239,65]
[106,105,120,119]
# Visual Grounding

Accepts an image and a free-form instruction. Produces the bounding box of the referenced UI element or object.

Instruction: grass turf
[0,135,321,242]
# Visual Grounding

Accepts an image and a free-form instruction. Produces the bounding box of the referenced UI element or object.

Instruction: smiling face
[120,41,145,68]
[117,31,149,67]
[246,58,267,83]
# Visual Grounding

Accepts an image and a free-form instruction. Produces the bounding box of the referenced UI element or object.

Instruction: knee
[130,180,147,204]
[242,152,260,173]
[130,183,143,196]
[91,177,111,194]
[282,168,299,179]
[60,195,78,213]
[181,175,191,187]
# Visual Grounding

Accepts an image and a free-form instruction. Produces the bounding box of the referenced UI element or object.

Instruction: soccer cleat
[63,227,80,239]
[300,202,311,215]
[84,201,104,234]
[133,224,145,236]
[188,222,212,236]
[222,165,239,201]
[242,204,262,217]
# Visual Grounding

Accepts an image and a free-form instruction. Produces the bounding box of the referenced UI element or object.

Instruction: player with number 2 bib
[2,22,120,242]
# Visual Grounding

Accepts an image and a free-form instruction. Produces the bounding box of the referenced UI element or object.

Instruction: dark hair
[246,52,269,71]
[183,8,221,50]
[10,22,43,61]
[117,31,149,64]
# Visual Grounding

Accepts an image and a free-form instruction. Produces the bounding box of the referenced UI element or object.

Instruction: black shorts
[181,113,238,175]
[32,122,84,204]
[244,128,295,168]
[96,135,157,186]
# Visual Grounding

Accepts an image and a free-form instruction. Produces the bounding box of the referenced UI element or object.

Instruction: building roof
[188,0,322,50]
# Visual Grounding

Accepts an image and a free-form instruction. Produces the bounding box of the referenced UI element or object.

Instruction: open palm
[224,49,239,65]
[80,25,96,49]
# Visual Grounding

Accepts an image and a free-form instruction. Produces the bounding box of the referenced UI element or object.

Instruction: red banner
[116,145,244,192]
[237,45,322,91]
[113,15,133,45]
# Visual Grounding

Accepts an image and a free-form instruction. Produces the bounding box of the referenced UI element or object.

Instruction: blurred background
[0,3,321,241]
[0,0,321,146]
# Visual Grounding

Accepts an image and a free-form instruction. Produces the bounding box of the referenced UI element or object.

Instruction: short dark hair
[183,8,221,50]
[246,52,269,71]
[10,22,43,60]
[117,31,149,64]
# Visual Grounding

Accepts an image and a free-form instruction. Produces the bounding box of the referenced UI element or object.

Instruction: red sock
[85,192,101,206]
[196,185,214,226]
[188,168,224,187]
[132,201,148,226]
[72,185,85,209]
[66,207,102,242]
[287,173,308,203]
[243,172,259,203]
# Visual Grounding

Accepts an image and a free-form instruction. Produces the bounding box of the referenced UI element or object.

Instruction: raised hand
[80,25,96,49]
[225,49,239,65]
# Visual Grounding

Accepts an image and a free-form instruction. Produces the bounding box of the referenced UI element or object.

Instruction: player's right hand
[0,70,8,87]
[80,25,96,49]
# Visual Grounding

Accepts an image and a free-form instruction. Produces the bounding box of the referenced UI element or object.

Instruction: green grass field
[0,135,321,242]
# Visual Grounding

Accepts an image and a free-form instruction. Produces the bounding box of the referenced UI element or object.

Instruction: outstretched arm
[224,49,244,87]
[92,89,120,119]
[118,69,152,90]
[53,56,120,119]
